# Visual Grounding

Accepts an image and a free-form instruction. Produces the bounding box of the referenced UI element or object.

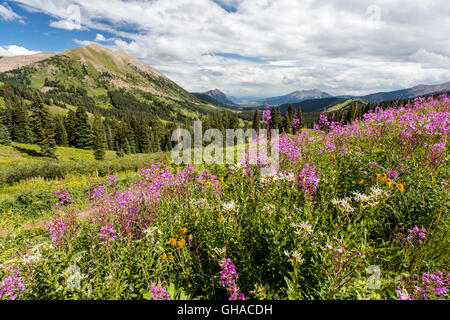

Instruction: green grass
[327,98,369,112]
[0,142,117,167]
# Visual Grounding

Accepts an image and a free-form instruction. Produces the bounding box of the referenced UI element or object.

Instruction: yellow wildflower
[217,215,225,222]
[372,173,380,182]
[177,239,186,248]
[167,253,173,261]
[179,227,187,236]
[168,238,177,247]
[161,254,167,260]
[396,183,405,192]
[358,178,364,185]
[385,178,392,188]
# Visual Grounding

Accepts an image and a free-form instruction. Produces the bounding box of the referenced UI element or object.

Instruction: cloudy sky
[1,0,450,97]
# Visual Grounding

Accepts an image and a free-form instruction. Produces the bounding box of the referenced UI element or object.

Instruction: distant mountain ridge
[196,89,238,106]
[363,82,450,103]
[239,89,332,107]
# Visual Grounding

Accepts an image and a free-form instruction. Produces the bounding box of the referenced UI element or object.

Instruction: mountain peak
[202,88,237,106]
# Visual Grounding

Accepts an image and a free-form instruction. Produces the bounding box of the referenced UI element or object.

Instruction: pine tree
[105,125,114,150]
[283,104,294,134]
[137,119,150,153]
[295,105,304,130]
[271,106,281,130]
[252,109,260,131]
[30,93,56,158]
[0,124,11,146]
[7,96,30,143]
[73,105,92,149]
[53,116,68,147]
[65,109,77,147]
[92,114,106,160]
[123,137,131,154]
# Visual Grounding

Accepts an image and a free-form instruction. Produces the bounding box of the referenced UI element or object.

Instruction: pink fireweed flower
[99,224,117,242]
[406,226,426,247]
[262,109,272,122]
[45,216,67,244]
[396,271,449,300]
[54,188,73,209]
[148,280,170,300]
[220,258,245,300]
[297,163,320,194]
[107,174,117,186]
[0,269,25,300]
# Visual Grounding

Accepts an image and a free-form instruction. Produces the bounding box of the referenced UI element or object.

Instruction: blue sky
[1,1,450,97]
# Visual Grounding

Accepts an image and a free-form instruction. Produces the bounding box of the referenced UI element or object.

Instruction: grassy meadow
[0,95,449,300]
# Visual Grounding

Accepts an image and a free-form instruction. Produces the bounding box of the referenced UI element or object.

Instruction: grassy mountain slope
[327,97,369,112]
[0,44,225,119]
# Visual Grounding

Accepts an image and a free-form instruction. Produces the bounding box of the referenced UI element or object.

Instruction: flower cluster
[284,250,304,265]
[0,269,25,300]
[107,174,117,186]
[44,216,67,245]
[262,109,271,122]
[220,258,245,300]
[54,188,73,209]
[297,163,320,194]
[148,280,170,300]
[396,271,449,300]
[222,200,238,215]
[99,224,117,243]
[406,226,426,247]
[260,170,296,184]
[292,222,313,237]
[331,197,354,213]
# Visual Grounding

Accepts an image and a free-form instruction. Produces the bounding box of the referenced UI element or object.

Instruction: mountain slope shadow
[12,145,44,158]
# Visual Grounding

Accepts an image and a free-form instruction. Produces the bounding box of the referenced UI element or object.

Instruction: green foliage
[91,114,106,161]
[73,105,92,150]
[0,124,11,146]
[53,116,68,147]
[252,109,260,131]
[30,94,57,158]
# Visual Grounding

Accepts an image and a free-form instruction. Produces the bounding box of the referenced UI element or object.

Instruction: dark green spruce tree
[296,105,303,130]
[73,105,92,149]
[53,116,68,147]
[7,96,30,143]
[92,114,107,160]
[0,124,11,146]
[30,94,56,158]
[283,104,294,134]
[252,109,260,131]
[271,106,281,130]
[65,109,77,147]
[137,119,150,153]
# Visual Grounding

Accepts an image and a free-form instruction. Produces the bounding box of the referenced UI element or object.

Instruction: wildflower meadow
[0,94,448,300]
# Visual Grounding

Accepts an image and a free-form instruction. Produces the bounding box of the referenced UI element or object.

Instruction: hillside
[192,91,239,109]
[0,44,244,157]
[363,81,450,103]
[195,89,238,107]
[241,89,332,107]
[0,44,224,117]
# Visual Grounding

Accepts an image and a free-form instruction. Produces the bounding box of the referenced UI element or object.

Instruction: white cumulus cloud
[11,0,450,96]
[0,45,40,56]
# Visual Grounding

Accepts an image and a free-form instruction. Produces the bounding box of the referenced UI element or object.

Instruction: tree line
[0,83,247,159]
